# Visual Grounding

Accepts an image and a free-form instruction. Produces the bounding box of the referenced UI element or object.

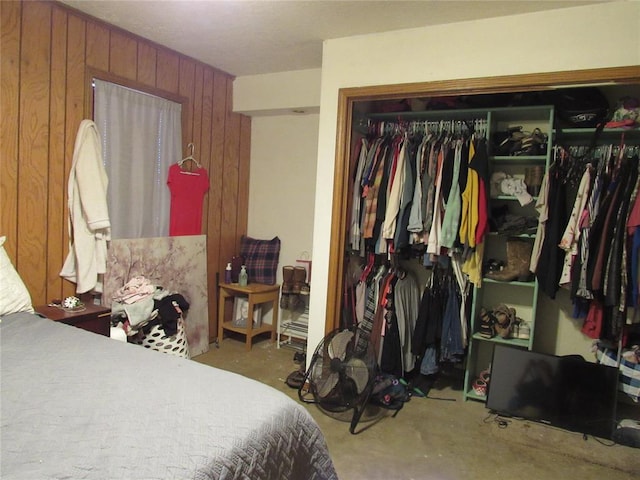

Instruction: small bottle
[225,262,232,284]
[238,265,248,286]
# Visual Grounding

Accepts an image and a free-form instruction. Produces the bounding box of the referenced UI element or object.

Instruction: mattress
[0,312,337,479]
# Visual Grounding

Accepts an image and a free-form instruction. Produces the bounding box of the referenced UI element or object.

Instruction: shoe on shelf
[282,266,295,295]
[485,238,533,282]
[472,368,491,397]
[513,317,531,340]
[292,266,307,295]
[280,293,290,310]
[289,294,301,310]
[478,308,495,338]
[493,304,516,339]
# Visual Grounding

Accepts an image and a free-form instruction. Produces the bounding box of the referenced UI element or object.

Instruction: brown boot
[486,238,533,282]
[280,266,295,309]
[282,266,295,294]
[292,266,307,294]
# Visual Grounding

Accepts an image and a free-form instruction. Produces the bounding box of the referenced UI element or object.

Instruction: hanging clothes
[167,163,209,236]
[530,170,551,274]
[380,276,403,377]
[558,166,592,286]
[393,269,421,373]
[440,280,464,363]
[440,140,464,249]
[394,136,420,250]
[349,137,369,252]
[571,158,605,301]
[60,120,111,294]
[536,162,568,299]
[407,135,429,235]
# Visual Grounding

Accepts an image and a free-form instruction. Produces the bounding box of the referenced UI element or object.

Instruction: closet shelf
[554,127,640,146]
[463,105,552,403]
[366,105,555,123]
[491,195,539,202]
[471,332,531,348]
[554,126,640,137]
[491,155,547,163]
[465,388,487,402]
[487,232,536,239]
[367,107,489,121]
[482,278,536,287]
[489,105,555,122]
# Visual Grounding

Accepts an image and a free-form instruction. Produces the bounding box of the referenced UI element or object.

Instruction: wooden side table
[217,283,280,351]
[35,303,111,336]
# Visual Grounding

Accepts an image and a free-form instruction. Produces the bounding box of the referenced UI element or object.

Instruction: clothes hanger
[178,143,201,175]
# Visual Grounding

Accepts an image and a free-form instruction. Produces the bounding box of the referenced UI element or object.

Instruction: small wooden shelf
[217,282,280,351]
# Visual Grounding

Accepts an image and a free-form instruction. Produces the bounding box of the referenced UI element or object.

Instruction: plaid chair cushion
[240,235,280,285]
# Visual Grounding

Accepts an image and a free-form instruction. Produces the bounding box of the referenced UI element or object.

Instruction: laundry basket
[596,347,640,403]
[133,316,190,359]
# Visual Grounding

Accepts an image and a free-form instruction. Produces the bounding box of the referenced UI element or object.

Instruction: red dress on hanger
[167,163,209,236]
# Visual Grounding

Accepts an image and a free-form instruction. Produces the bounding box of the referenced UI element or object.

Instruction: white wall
[247,113,319,325]
[308,1,640,359]
[234,68,321,116]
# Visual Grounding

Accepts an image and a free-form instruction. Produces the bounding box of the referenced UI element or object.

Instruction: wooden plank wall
[0,0,251,342]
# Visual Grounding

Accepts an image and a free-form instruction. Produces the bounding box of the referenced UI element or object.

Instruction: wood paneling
[0,0,21,260]
[109,30,137,80]
[62,12,87,299]
[156,49,179,93]
[178,57,196,148]
[86,21,109,71]
[18,1,52,301]
[47,6,68,300]
[137,42,157,86]
[1,1,250,342]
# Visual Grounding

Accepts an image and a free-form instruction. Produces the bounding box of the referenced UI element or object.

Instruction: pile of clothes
[110,275,189,338]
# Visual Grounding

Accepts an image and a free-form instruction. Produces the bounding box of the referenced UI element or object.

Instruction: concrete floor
[194,335,640,480]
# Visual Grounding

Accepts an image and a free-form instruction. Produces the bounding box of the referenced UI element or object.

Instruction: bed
[0,312,337,479]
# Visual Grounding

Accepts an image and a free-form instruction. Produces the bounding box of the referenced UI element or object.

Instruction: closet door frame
[326,65,640,335]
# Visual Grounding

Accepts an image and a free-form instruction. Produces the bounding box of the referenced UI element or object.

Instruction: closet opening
[326,65,640,339]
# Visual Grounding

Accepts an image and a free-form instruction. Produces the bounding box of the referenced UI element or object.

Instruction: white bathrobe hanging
[60,120,111,293]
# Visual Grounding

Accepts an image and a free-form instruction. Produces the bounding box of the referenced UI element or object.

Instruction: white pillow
[0,236,34,316]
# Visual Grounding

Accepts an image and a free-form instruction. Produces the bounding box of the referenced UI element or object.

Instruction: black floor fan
[298,327,378,434]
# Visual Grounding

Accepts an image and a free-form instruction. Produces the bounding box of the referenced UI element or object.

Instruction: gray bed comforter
[0,312,337,479]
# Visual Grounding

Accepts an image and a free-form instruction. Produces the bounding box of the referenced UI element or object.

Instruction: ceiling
[59,0,609,77]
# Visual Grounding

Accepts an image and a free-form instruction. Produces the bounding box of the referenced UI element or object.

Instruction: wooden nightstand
[217,283,280,351]
[35,303,111,337]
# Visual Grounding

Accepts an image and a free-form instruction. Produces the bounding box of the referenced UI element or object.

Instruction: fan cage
[298,327,379,432]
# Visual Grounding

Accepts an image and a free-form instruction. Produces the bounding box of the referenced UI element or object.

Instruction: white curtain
[93,79,182,239]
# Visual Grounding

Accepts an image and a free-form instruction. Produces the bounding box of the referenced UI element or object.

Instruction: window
[93,79,182,239]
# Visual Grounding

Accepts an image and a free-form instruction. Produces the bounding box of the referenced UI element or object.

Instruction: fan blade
[317,372,340,398]
[344,358,369,394]
[327,330,353,360]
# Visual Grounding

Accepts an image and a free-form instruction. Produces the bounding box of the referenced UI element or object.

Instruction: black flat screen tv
[486,345,618,439]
